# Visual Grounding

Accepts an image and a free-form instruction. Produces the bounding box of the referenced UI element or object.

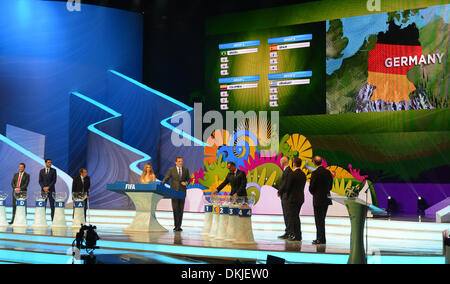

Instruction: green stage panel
[283,130,450,182]
[280,108,450,135]
[206,0,449,35]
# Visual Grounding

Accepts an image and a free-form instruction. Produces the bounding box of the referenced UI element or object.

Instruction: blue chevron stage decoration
[0,1,204,209]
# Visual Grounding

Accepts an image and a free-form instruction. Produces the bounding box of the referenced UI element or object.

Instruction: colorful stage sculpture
[191,126,379,210]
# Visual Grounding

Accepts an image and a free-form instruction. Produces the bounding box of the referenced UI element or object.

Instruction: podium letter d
[67,0,81,12]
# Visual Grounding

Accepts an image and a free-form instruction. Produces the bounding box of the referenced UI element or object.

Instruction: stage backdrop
[201,0,450,215]
[0,0,142,205]
[0,0,142,173]
[0,0,448,217]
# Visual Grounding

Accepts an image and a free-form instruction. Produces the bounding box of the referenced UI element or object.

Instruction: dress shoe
[312,240,326,245]
[278,233,289,239]
[287,235,302,241]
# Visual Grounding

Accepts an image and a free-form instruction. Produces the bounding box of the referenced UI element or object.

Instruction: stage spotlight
[417,196,428,216]
[387,196,398,216]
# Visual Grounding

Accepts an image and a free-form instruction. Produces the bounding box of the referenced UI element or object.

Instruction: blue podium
[107,181,185,232]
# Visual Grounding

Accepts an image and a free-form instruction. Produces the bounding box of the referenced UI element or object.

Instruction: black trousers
[281,197,289,234]
[44,190,56,221]
[171,198,185,229]
[11,190,27,223]
[286,201,303,238]
[313,204,329,243]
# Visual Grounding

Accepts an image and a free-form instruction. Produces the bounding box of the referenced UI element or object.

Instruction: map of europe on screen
[326,4,449,114]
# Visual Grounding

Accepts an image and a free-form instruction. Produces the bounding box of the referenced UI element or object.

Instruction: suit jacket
[309,166,333,206]
[287,168,306,205]
[278,166,293,199]
[216,170,247,197]
[11,172,30,192]
[162,166,190,194]
[39,168,57,192]
[72,176,90,195]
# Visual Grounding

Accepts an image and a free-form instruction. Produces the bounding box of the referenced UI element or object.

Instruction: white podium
[71,192,87,228]
[201,203,213,236]
[208,199,221,238]
[12,192,28,228]
[125,191,167,232]
[216,197,231,240]
[0,192,8,226]
[51,192,68,228]
[32,192,49,228]
[225,203,240,242]
[106,182,186,232]
[233,197,256,245]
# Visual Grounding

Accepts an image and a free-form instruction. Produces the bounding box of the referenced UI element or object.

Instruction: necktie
[17,173,22,188]
[46,168,49,175]
[178,167,182,178]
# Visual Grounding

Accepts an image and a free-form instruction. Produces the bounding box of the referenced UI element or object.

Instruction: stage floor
[0,208,448,264]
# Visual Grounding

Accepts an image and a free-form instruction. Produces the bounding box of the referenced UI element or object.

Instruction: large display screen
[204,4,449,116]
[205,22,326,115]
[327,5,448,114]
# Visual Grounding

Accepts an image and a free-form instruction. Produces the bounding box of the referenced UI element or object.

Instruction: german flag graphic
[367,22,422,103]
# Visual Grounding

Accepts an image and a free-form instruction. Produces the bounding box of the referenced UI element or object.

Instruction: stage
[0,208,447,264]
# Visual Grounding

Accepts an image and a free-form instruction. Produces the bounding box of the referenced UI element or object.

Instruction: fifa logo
[67,0,81,12]
[125,184,136,190]
[367,0,381,12]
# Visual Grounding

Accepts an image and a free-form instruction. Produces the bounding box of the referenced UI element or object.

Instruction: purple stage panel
[375,183,450,215]
[6,124,46,159]
[425,197,450,217]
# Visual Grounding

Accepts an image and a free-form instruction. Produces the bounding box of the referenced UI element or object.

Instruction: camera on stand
[73,224,100,264]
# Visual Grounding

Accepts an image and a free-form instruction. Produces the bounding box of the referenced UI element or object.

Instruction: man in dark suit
[39,158,57,220]
[277,156,293,239]
[10,163,30,224]
[162,157,190,232]
[309,156,334,244]
[285,157,307,241]
[215,161,247,198]
[72,168,90,218]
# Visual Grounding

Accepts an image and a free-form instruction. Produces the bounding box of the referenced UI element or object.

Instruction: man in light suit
[162,157,190,232]
[39,158,57,220]
[10,163,30,224]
